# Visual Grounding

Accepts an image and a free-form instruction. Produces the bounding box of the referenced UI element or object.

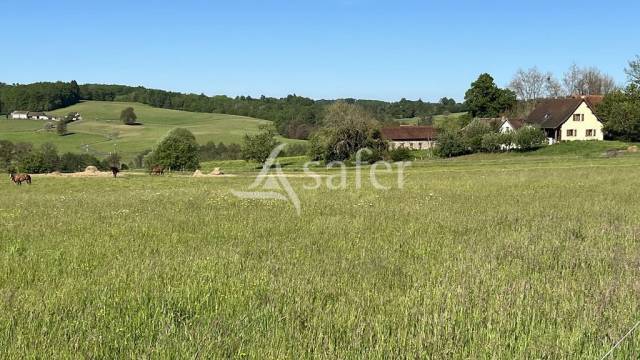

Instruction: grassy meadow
[0,101,301,160]
[2,152,640,358]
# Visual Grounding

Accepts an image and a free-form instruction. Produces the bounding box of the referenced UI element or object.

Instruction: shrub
[480,132,502,153]
[146,128,200,171]
[463,120,494,153]
[435,131,467,157]
[514,127,547,151]
[388,147,413,161]
[0,140,14,169]
[241,128,280,164]
[60,153,101,172]
[20,143,60,173]
[283,143,309,157]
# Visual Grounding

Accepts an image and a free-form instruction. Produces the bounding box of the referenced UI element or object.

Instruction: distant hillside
[0,101,299,159]
[1,81,467,140]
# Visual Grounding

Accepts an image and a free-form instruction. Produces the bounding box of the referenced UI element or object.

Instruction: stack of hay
[84,166,99,175]
[210,167,224,176]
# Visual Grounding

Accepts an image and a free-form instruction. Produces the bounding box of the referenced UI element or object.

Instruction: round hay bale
[192,170,204,177]
[85,166,98,173]
[210,167,224,176]
[628,145,638,153]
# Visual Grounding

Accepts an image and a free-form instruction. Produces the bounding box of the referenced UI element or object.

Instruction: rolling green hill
[0,101,300,159]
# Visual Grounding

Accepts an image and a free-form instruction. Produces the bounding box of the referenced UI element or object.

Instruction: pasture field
[396,112,467,125]
[2,154,640,358]
[0,101,301,160]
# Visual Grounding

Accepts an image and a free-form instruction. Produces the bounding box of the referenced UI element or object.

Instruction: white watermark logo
[231,145,410,215]
[231,144,301,215]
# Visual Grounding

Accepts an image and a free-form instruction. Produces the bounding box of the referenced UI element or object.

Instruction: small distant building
[9,111,29,119]
[68,112,82,121]
[9,111,57,120]
[28,112,51,120]
[380,125,438,150]
[499,118,525,133]
[526,96,604,143]
[467,117,526,133]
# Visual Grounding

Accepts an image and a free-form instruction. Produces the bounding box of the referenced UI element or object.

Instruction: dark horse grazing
[110,166,120,178]
[10,173,31,185]
[150,165,164,175]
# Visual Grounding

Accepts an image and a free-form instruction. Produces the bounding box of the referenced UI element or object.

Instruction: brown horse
[10,173,31,185]
[150,165,164,175]
[110,166,120,178]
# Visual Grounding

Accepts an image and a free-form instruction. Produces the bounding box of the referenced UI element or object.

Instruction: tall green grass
[1,156,640,357]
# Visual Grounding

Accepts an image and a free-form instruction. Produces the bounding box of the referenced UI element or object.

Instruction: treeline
[0,140,119,174]
[1,81,465,140]
[78,84,466,139]
[0,81,80,114]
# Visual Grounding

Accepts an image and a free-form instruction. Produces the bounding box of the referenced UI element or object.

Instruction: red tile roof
[380,126,438,141]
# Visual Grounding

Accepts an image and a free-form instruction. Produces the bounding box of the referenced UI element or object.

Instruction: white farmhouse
[9,111,29,119]
[526,96,604,143]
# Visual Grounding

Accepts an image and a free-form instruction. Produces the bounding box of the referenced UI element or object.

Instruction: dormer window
[573,114,584,121]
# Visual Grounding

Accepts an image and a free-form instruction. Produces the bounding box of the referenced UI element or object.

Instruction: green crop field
[2,150,640,358]
[0,101,300,160]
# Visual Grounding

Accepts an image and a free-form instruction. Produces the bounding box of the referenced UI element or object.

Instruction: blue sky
[2,0,638,101]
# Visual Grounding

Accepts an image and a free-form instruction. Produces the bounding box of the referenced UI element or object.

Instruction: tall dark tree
[464,74,516,118]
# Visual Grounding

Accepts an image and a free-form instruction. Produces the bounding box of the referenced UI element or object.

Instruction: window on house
[567,129,577,137]
[586,129,597,137]
[573,114,584,121]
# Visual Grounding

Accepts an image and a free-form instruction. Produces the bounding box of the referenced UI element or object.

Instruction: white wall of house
[389,140,436,150]
[499,121,515,133]
[10,112,28,119]
[559,102,604,141]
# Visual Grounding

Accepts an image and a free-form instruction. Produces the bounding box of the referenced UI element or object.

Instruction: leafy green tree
[513,127,547,151]
[464,74,517,117]
[145,128,199,171]
[598,85,640,141]
[120,107,137,125]
[56,119,68,136]
[463,120,494,153]
[20,143,60,173]
[435,131,467,157]
[308,102,384,162]
[598,58,640,141]
[241,127,280,164]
